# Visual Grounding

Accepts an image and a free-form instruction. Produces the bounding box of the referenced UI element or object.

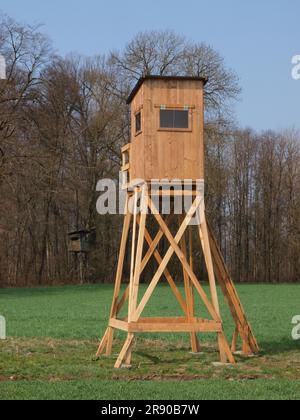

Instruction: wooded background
[1,15,299,287]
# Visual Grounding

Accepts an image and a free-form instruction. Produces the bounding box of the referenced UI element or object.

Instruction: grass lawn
[0,283,300,400]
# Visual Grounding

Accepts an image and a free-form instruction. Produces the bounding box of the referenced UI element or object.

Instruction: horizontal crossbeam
[109,318,222,333]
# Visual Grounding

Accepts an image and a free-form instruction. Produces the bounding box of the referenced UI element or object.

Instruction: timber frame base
[96,184,259,369]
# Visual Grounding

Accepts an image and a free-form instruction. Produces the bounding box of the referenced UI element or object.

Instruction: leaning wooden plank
[207,221,259,354]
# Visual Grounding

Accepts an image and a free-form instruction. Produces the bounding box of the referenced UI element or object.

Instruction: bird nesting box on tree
[97,76,259,369]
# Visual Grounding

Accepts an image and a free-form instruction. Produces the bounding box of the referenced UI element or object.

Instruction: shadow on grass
[135,352,161,364]
[258,339,300,355]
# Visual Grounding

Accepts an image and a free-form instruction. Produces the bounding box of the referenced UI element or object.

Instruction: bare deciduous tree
[109,30,241,114]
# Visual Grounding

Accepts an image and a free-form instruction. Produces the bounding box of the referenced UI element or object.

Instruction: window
[160,109,189,130]
[135,111,142,134]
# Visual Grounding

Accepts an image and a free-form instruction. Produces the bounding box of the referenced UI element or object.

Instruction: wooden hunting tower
[97,76,259,369]
[68,229,96,254]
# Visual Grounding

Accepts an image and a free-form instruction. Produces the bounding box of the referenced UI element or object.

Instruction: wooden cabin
[123,76,207,185]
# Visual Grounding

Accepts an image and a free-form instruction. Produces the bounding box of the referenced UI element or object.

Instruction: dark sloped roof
[126,75,208,104]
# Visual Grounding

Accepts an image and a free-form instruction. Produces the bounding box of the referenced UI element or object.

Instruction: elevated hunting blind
[97,76,259,369]
[68,229,96,254]
[124,76,205,183]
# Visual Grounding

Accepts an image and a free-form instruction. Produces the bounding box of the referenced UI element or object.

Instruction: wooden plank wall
[130,79,205,182]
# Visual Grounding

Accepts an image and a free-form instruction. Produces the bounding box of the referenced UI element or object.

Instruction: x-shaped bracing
[133,195,220,323]
[97,187,240,367]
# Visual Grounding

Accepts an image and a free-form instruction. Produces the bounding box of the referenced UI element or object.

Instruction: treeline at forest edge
[0,13,299,287]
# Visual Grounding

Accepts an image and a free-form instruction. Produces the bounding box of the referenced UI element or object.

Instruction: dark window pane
[174,110,189,128]
[160,109,189,129]
[135,112,141,133]
[160,110,174,128]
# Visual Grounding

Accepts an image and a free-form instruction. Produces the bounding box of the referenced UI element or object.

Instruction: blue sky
[0,0,299,131]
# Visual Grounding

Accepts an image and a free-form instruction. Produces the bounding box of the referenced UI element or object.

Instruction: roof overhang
[126,75,208,105]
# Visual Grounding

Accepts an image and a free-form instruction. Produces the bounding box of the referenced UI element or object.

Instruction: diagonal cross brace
[133,196,220,323]
[141,221,188,315]
[149,198,221,322]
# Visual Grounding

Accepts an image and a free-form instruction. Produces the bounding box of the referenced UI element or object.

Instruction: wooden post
[198,206,234,364]
[122,188,139,367]
[207,220,259,355]
[180,218,200,353]
[96,196,132,357]
[125,185,148,366]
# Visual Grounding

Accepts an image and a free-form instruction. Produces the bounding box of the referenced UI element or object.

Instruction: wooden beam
[131,185,147,319]
[128,189,139,320]
[114,334,134,369]
[99,196,132,357]
[121,143,131,153]
[180,221,200,353]
[96,327,109,357]
[128,320,222,333]
[151,190,200,197]
[140,214,173,274]
[109,319,129,332]
[109,198,132,319]
[207,220,259,354]
[232,327,239,353]
[198,207,228,363]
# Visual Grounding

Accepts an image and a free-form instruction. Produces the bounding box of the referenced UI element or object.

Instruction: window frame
[134,109,142,136]
[157,105,193,133]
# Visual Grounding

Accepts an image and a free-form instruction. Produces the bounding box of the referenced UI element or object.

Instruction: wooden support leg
[100,188,245,368]
[96,327,110,357]
[218,331,236,364]
[97,196,132,357]
[105,327,114,357]
[114,334,135,369]
[199,209,235,364]
[180,221,200,353]
[207,220,259,355]
[232,327,239,353]
[121,189,139,367]
[115,185,148,368]
[188,226,201,353]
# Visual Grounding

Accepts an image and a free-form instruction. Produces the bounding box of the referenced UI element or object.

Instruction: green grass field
[0,284,300,400]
